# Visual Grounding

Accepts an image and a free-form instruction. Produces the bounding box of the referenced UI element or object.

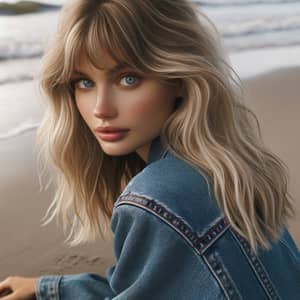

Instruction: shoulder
[117,151,223,234]
[123,151,209,197]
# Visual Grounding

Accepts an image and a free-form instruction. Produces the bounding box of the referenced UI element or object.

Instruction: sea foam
[0,120,40,140]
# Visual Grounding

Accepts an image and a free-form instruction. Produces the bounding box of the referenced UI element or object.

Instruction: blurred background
[0,0,299,279]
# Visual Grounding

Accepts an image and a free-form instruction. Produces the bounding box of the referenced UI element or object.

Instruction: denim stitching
[116,192,229,256]
[116,193,238,299]
[116,193,284,299]
[230,230,281,300]
[117,199,202,254]
[203,251,242,300]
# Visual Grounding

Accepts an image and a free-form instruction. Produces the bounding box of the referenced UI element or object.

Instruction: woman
[0,0,299,299]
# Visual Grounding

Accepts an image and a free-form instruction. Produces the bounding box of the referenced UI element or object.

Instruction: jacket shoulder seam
[115,192,229,256]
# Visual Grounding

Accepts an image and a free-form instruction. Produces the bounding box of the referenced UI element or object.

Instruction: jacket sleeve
[36,201,223,299]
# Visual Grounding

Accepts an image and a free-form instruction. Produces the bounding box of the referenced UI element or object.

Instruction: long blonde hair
[36,0,295,253]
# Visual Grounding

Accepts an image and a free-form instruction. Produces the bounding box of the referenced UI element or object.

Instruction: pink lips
[95,130,130,142]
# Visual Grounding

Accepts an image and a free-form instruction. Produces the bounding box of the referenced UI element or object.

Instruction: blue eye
[120,75,139,86]
[71,78,94,89]
[78,79,94,88]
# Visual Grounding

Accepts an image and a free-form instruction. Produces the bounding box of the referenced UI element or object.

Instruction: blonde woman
[1,0,299,299]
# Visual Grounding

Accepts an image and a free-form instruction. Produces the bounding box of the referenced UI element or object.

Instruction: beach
[243,66,300,244]
[0,63,299,280]
[0,122,115,279]
[0,69,115,279]
[1,0,300,282]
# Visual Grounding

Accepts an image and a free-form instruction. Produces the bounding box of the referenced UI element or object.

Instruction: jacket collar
[147,135,169,165]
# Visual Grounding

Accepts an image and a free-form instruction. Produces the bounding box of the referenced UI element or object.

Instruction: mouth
[95,130,130,142]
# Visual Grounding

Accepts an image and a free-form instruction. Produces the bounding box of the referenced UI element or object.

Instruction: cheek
[75,98,93,125]
[127,85,175,121]
[131,98,156,116]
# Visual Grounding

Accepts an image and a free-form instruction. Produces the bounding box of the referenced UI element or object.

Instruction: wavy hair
[36,0,295,253]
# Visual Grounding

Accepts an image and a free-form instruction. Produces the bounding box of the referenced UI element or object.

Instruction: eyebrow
[73,63,129,78]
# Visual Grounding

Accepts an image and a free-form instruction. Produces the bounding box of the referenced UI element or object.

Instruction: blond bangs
[83,11,128,68]
[57,13,125,86]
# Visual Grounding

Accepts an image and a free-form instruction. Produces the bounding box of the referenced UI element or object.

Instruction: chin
[99,143,135,157]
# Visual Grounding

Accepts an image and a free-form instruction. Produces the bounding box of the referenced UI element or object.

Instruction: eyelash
[70,73,141,90]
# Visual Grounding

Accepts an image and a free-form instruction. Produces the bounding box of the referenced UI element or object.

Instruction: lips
[95,130,129,142]
[95,127,130,133]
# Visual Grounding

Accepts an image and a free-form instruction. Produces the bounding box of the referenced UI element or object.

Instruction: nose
[93,86,117,119]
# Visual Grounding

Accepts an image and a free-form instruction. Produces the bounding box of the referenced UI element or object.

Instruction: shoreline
[1,44,300,85]
[229,45,300,79]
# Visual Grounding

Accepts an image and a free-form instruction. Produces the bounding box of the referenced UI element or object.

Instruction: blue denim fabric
[36,136,300,299]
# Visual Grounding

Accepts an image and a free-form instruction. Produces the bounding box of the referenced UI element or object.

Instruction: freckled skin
[73,50,180,163]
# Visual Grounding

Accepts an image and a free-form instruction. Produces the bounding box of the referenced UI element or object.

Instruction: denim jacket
[36,136,300,299]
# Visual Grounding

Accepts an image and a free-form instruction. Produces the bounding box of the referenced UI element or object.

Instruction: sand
[242,67,300,244]
[0,66,299,280]
[0,130,115,279]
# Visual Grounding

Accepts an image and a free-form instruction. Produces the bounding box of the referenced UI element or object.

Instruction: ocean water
[2,1,300,59]
[1,0,300,83]
[1,0,300,139]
